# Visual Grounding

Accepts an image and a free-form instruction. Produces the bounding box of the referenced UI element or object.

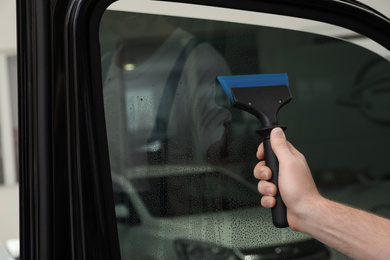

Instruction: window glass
[100,6,390,260]
[130,170,260,217]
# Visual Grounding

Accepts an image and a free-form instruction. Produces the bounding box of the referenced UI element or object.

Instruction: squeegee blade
[217,73,289,103]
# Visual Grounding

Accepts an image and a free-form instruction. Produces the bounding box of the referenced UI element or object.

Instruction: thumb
[270,127,292,160]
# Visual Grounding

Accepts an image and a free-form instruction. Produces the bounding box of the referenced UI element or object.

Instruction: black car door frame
[17,0,390,259]
[17,0,120,259]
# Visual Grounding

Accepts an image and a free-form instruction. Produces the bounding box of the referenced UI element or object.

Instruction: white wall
[360,0,390,18]
[0,186,18,244]
[0,0,18,245]
[0,0,17,52]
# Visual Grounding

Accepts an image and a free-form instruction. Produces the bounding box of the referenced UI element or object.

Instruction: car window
[113,181,142,226]
[99,3,390,259]
[130,170,260,217]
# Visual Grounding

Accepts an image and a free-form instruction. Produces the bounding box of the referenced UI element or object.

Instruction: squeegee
[217,73,292,228]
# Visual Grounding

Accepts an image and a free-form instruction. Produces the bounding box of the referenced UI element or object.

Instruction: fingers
[270,128,292,160]
[261,196,276,208]
[256,142,264,160]
[258,180,277,196]
[253,161,272,180]
[255,127,294,210]
[254,160,277,209]
[257,128,298,160]
[258,180,277,208]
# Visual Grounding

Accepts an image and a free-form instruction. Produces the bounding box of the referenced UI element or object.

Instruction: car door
[18,0,390,259]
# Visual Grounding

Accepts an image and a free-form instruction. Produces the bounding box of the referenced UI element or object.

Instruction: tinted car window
[100,5,390,260]
[130,171,261,217]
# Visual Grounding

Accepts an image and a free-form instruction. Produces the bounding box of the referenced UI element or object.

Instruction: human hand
[253,127,322,230]
[254,128,390,259]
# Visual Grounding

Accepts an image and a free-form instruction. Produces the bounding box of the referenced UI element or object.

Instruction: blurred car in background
[112,165,330,259]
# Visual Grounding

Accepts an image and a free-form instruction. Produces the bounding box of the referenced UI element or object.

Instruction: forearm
[255,129,390,259]
[291,197,390,260]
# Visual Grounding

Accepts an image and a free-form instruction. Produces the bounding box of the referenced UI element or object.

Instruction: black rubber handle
[263,136,288,228]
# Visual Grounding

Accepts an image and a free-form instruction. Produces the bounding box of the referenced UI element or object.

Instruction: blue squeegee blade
[217,73,289,104]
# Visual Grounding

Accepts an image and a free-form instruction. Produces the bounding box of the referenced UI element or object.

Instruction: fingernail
[260,171,267,179]
[273,128,284,137]
[266,187,273,195]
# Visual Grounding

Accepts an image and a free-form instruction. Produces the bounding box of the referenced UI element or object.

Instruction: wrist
[287,194,328,233]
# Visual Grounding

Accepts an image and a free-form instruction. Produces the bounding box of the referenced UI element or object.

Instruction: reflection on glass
[100,8,390,260]
[130,171,261,217]
[112,166,326,259]
[101,11,231,171]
